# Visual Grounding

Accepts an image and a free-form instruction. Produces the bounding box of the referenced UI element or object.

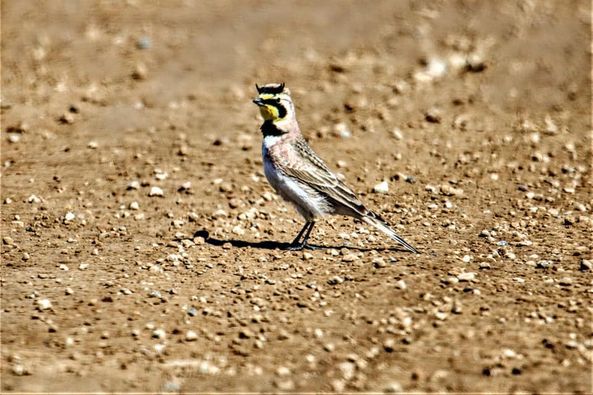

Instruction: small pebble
[37,298,52,310]
[536,260,552,269]
[383,338,395,352]
[232,225,245,235]
[337,361,355,380]
[219,182,233,192]
[187,306,198,317]
[384,381,404,393]
[391,128,404,140]
[558,277,573,286]
[334,123,352,138]
[152,328,166,339]
[27,194,41,203]
[8,134,21,143]
[435,311,448,321]
[59,112,75,124]
[212,209,227,219]
[276,366,291,376]
[457,272,476,282]
[64,212,76,222]
[303,252,314,260]
[12,364,25,376]
[331,379,345,392]
[373,181,389,194]
[328,276,344,285]
[127,181,140,190]
[372,257,387,268]
[131,62,148,80]
[425,108,442,123]
[148,186,164,197]
[178,181,192,192]
[136,36,152,49]
[185,330,198,341]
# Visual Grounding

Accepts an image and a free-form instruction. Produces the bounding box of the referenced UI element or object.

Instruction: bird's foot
[285,242,320,251]
[303,243,322,250]
[285,243,305,251]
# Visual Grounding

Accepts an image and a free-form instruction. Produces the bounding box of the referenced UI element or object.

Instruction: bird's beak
[252,98,264,106]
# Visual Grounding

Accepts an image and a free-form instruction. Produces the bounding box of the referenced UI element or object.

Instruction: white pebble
[435,311,448,321]
[232,225,245,235]
[373,180,389,194]
[334,123,352,138]
[27,195,41,204]
[425,58,448,78]
[64,212,76,222]
[154,169,169,181]
[152,328,166,339]
[384,381,403,393]
[148,186,164,197]
[212,209,228,219]
[37,298,52,310]
[457,272,476,282]
[179,181,192,191]
[8,134,21,143]
[12,364,25,376]
[391,128,404,140]
[276,366,291,376]
[185,330,198,341]
[337,362,355,380]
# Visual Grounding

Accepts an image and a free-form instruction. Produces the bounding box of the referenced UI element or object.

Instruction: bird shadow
[194,229,411,253]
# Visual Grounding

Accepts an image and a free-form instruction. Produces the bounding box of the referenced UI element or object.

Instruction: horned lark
[252,83,418,253]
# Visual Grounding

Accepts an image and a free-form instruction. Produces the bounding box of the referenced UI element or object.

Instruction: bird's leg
[287,221,314,250]
[300,221,320,250]
[289,221,312,246]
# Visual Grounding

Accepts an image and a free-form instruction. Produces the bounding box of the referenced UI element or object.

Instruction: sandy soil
[1,0,592,392]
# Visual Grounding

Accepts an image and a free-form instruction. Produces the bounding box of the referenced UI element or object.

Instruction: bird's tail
[362,212,418,253]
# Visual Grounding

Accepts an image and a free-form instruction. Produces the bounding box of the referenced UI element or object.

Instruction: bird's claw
[285,243,320,251]
[286,243,305,251]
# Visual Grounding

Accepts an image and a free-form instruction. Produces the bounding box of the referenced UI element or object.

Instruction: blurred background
[1,1,591,392]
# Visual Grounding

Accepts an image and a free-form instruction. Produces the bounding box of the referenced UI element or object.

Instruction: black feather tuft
[255,83,286,95]
[261,120,287,136]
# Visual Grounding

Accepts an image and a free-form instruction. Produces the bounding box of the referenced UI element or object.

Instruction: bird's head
[252,82,296,123]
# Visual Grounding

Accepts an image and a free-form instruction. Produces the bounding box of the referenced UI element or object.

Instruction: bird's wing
[278,137,367,215]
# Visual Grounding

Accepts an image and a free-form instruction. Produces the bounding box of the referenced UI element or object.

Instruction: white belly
[262,142,329,220]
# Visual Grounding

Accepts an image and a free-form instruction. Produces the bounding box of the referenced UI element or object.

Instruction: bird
[252,82,418,253]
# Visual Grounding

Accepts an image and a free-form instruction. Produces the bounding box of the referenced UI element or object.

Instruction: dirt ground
[1,0,592,393]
